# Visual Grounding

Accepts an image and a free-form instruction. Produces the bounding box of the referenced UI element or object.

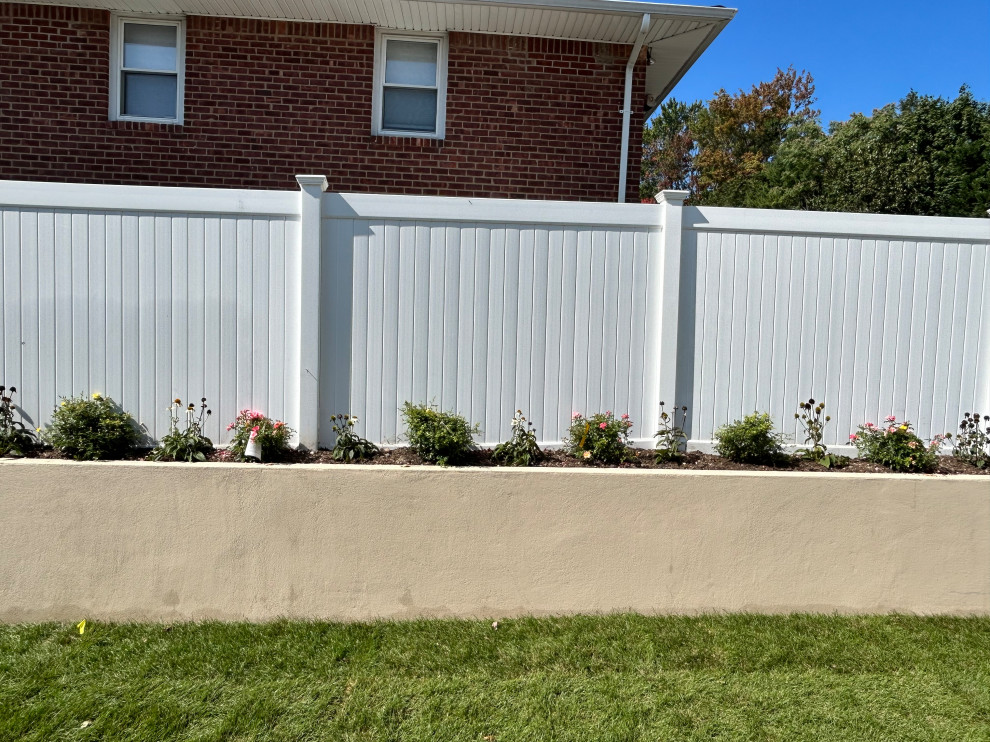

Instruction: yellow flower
[899,425,907,431]
[35,427,41,433]
[91,392,101,400]
[583,451,592,459]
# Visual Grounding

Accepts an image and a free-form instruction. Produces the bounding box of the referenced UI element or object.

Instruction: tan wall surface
[1,460,988,622]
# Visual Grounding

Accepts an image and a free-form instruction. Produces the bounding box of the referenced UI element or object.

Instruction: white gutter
[617,12,650,203]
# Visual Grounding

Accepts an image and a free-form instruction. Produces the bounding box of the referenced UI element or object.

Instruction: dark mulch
[12,445,987,475]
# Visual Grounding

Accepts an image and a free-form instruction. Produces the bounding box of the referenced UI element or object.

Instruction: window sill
[109,119,184,132]
[369,134,445,148]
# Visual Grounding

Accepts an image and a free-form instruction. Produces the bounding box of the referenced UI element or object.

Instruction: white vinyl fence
[318,194,664,445]
[680,208,990,447]
[1,178,988,450]
[0,181,301,445]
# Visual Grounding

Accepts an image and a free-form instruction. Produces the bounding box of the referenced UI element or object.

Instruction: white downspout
[618,13,651,203]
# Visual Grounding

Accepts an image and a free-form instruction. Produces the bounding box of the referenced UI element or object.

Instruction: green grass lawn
[2,615,989,741]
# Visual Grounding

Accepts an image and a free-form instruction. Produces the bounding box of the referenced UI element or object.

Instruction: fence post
[294,175,328,449]
[654,190,688,426]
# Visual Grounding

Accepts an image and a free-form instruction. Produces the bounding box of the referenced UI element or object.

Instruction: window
[110,17,184,124]
[372,31,447,138]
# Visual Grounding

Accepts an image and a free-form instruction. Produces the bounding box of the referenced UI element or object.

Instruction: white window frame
[372,29,447,139]
[109,15,185,125]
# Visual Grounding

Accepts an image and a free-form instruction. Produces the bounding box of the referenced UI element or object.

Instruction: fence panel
[0,182,299,443]
[680,206,990,446]
[319,195,662,446]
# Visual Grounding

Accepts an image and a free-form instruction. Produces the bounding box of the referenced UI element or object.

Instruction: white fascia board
[15,0,737,33]
[425,0,737,22]
[0,180,300,217]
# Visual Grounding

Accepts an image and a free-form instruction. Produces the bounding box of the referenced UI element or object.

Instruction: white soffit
[17,0,735,104]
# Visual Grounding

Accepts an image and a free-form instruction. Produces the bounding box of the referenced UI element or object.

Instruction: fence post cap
[655,190,689,205]
[296,175,329,191]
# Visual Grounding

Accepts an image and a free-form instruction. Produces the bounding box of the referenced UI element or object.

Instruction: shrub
[793,398,848,468]
[565,410,633,464]
[43,393,139,461]
[714,411,786,465]
[492,410,543,467]
[0,385,38,457]
[954,412,989,469]
[401,402,479,466]
[149,398,213,462]
[226,409,293,462]
[654,402,688,463]
[329,413,380,462]
[851,416,947,473]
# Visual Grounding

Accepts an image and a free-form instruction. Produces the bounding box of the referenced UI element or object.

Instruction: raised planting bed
[19,445,990,475]
[1,459,987,622]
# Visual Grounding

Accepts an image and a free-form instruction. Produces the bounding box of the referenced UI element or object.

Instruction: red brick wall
[0,3,646,201]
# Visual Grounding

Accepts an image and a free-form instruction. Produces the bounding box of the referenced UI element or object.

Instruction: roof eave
[646,18,730,116]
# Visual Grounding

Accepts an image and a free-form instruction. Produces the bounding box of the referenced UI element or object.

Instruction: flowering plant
[400,402,479,466]
[654,402,688,463]
[226,409,293,462]
[149,397,213,462]
[794,398,847,468]
[493,409,543,467]
[850,416,947,473]
[0,385,38,457]
[954,412,989,469]
[565,410,633,464]
[713,411,786,465]
[43,392,139,460]
[329,413,379,462]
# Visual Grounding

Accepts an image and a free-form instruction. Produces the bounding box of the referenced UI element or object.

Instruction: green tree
[641,78,990,218]
[640,68,819,205]
[640,99,701,200]
[689,67,818,205]
[818,87,990,218]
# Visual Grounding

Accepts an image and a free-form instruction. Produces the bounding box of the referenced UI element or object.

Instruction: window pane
[123,23,177,71]
[382,88,437,132]
[122,72,177,119]
[384,40,437,87]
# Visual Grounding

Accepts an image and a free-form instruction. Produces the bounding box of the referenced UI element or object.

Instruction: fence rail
[1,178,987,449]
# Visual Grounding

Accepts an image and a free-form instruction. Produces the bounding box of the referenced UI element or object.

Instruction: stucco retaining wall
[1,460,987,621]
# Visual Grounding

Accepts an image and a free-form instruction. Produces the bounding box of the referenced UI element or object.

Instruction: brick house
[1,0,733,202]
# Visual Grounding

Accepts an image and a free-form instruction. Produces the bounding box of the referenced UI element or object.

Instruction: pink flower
[226,423,234,431]
[249,430,258,441]
[599,422,607,429]
[621,413,630,420]
[887,426,897,434]
[605,410,612,416]
[251,425,260,433]
[849,434,858,440]
[274,421,284,429]
[885,415,897,422]
[572,411,581,419]
[865,422,875,428]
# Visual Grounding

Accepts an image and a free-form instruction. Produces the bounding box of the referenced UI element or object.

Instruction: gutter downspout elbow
[618,12,650,203]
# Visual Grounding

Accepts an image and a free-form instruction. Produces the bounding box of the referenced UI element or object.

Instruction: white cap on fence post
[655,190,690,206]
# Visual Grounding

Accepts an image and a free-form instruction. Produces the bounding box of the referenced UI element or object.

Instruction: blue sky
[660,0,990,128]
